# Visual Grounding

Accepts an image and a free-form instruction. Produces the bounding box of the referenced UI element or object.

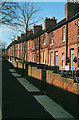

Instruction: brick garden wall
[46,70,79,95]
[28,65,79,95]
[28,65,42,80]
[8,57,79,95]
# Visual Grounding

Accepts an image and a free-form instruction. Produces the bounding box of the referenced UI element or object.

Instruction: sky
[0,2,66,48]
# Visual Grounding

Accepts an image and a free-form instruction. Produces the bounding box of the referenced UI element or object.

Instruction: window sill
[43,43,46,46]
[77,35,79,38]
[61,66,65,69]
[51,64,54,66]
[62,40,65,43]
[50,43,53,46]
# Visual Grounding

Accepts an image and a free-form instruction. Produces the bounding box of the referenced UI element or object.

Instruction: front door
[71,50,74,71]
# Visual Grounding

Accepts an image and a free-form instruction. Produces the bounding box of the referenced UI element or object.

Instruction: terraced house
[4,1,79,71]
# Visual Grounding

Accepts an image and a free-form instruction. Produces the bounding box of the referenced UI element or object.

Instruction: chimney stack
[65,1,79,19]
[44,17,57,30]
[17,36,20,41]
[33,24,42,34]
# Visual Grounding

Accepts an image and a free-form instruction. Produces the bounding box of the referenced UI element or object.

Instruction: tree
[0,1,18,25]
[14,2,40,61]
[1,1,41,61]
[1,41,7,49]
[8,31,19,57]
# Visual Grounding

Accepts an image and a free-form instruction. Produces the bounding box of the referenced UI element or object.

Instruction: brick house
[6,1,79,71]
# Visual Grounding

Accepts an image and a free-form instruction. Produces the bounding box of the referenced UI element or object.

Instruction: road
[2,58,54,119]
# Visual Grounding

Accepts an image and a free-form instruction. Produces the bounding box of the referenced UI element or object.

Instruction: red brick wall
[6,17,79,70]
[28,65,42,80]
[46,70,79,95]
[27,65,79,95]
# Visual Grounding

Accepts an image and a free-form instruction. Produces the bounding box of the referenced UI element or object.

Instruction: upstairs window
[62,26,65,42]
[78,20,79,36]
[50,32,54,45]
[43,34,46,45]
[29,41,30,49]
[37,37,39,47]
[43,51,45,64]
[32,41,34,49]
[78,47,79,67]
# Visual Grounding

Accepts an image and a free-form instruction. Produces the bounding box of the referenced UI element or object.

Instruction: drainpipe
[66,22,68,65]
[39,36,40,64]
[66,2,69,65]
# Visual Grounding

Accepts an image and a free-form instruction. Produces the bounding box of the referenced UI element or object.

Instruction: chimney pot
[72,0,74,2]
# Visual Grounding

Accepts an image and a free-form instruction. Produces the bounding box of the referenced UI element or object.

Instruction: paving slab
[34,95,75,119]
[17,77,40,92]
[12,72,21,77]
[0,108,2,120]
[9,69,16,73]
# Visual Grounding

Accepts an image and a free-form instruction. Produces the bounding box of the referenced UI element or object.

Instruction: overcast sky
[1,1,66,48]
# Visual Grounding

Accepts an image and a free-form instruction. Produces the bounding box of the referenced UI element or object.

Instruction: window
[62,27,65,42]
[78,20,79,36]
[61,53,65,68]
[32,41,34,49]
[43,34,46,45]
[51,52,53,66]
[55,51,58,66]
[41,52,42,64]
[50,33,54,45]
[32,53,34,62]
[43,51,45,64]
[28,53,30,62]
[78,48,79,67]
[35,53,36,63]
[29,41,30,49]
[37,37,39,47]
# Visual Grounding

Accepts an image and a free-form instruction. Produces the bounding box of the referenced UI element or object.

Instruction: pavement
[0,56,2,120]
[2,58,76,119]
[0,108,2,120]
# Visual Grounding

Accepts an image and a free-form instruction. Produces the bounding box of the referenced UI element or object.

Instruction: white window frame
[61,53,65,68]
[51,52,54,66]
[50,33,54,46]
[62,26,65,42]
[43,51,45,64]
[77,20,79,38]
[32,53,34,62]
[32,41,34,49]
[35,53,36,63]
[43,34,46,45]
[37,37,39,47]
[29,41,30,49]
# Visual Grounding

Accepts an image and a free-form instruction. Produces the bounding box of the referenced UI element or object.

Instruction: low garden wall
[8,56,79,95]
[46,70,79,94]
